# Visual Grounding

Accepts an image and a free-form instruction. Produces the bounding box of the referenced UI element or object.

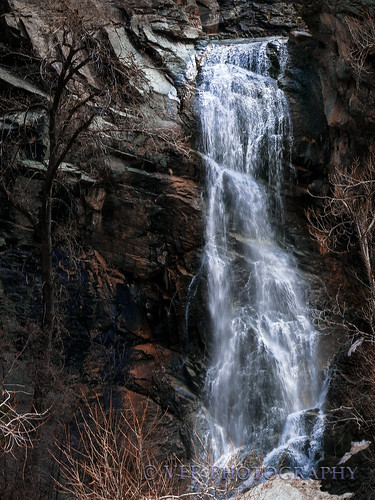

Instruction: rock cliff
[0,1,207,496]
[301,0,375,165]
[299,1,375,498]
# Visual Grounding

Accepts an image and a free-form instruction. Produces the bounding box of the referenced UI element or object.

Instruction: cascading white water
[196,38,325,469]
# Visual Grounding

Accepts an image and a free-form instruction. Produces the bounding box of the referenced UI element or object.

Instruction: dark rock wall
[0,3,206,495]
[301,0,375,165]
[216,0,304,36]
[196,0,305,36]
[299,2,375,497]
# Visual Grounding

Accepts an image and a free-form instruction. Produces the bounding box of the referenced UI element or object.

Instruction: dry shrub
[53,394,263,499]
[306,153,375,333]
[53,394,184,499]
[0,390,47,456]
[345,12,375,79]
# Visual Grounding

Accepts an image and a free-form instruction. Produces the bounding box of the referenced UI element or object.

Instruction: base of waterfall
[235,477,354,500]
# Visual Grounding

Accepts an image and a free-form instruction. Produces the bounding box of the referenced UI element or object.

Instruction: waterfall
[196,38,325,470]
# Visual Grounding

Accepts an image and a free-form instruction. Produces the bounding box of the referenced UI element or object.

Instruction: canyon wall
[0,2,207,496]
[0,0,311,445]
[299,2,375,497]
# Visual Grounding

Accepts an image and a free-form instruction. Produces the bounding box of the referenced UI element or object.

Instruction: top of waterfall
[199,36,289,81]
[206,36,289,46]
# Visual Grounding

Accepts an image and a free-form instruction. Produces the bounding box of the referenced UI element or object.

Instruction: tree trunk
[40,187,54,359]
[31,189,54,409]
[359,231,375,329]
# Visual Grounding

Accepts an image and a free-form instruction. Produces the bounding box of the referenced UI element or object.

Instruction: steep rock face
[299,1,375,497]
[216,0,305,36]
[301,0,375,166]
[0,0,204,330]
[0,3,205,495]
[194,0,305,36]
[284,32,330,172]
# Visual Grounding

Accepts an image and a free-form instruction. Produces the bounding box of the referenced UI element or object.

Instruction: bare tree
[306,153,375,333]
[0,12,148,360]
[0,8,193,359]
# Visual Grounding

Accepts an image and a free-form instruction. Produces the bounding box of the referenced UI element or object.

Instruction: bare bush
[53,394,260,499]
[345,12,375,78]
[53,394,180,499]
[306,153,375,333]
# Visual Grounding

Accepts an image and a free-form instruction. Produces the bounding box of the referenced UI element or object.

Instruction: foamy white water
[195,38,325,470]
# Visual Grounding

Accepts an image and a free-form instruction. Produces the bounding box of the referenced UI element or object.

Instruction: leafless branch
[345,12,375,79]
[307,154,375,327]
[0,390,48,456]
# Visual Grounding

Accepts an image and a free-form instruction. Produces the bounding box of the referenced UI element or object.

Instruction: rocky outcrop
[283,32,330,173]
[216,0,305,36]
[237,476,354,499]
[301,0,375,167]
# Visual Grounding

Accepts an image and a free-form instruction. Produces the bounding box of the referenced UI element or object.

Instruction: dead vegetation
[345,11,375,78]
[306,153,375,491]
[307,153,375,338]
[0,390,47,456]
[52,393,261,500]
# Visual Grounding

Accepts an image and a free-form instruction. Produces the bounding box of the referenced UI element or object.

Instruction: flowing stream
[196,38,325,471]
